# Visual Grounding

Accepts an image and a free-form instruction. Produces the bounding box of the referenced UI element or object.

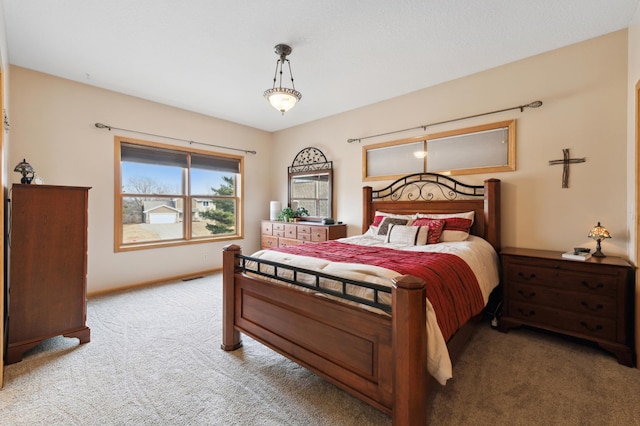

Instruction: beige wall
[273,30,630,258]
[9,66,274,293]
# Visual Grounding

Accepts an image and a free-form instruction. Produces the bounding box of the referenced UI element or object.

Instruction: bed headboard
[362,173,501,251]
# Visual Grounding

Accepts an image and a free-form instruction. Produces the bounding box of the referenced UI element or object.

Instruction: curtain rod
[94,123,257,154]
[346,100,543,143]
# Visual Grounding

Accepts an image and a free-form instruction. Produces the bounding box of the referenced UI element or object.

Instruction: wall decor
[548,148,586,188]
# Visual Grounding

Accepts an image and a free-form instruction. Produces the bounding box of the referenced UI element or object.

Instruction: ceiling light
[264,44,301,115]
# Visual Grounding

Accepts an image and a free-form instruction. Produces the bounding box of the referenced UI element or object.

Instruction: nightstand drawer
[510,300,617,341]
[509,282,616,318]
[506,263,618,296]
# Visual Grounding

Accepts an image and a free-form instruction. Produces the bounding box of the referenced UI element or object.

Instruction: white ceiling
[3,0,639,132]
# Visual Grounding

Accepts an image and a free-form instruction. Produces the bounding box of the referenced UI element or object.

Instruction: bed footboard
[221,244,428,424]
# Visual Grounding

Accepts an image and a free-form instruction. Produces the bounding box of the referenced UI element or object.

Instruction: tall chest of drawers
[498,247,635,366]
[261,220,347,249]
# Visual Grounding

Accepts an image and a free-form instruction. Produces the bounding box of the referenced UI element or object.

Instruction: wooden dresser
[6,184,91,364]
[261,220,347,249]
[498,247,635,366]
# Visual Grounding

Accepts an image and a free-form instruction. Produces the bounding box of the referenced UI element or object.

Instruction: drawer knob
[581,281,604,290]
[580,321,603,333]
[517,290,536,299]
[580,301,604,312]
[517,272,536,280]
[517,308,535,317]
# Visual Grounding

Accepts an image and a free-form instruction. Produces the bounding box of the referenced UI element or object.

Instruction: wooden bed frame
[222,173,501,425]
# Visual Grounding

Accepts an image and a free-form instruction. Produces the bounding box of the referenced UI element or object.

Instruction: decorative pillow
[376,216,411,238]
[385,224,429,246]
[369,211,413,239]
[414,211,475,242]
[411,218,446,244]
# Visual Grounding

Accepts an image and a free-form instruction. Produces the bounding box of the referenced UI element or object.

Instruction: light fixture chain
[286,60,296,90]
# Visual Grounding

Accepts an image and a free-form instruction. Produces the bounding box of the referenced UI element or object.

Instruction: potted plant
[277,207,309,222]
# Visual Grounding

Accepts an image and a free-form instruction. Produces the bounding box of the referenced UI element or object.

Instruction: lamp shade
[269,201,282,221]
[265,89,301,115]
[588,222,611,241]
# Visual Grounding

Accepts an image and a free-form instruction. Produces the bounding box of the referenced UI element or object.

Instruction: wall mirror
[363,120,515,181]
[288,147,333,219]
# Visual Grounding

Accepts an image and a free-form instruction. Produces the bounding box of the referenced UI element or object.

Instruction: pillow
[385,224,429,245]
[369,212,413,239]
[414,211,474,242]
[411,218,446,244]
[376,216,411,238]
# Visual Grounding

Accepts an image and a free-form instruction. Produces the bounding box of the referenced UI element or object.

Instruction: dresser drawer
[509,282,616,318]
[278,237,303,248]
[311,228,328,242]
[273,230,286,237]
[296,225,312,235]
[505,263,618,297]
[261,222,273,235]
[273,223,286,232]
[261,235,278,249]
[284,224,297,239]
[509,300,617,341]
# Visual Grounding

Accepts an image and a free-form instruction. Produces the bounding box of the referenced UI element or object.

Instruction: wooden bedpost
[362,186,373,234]
[221,244,243,351]
[392,275,428,426]
[483,178,501,251]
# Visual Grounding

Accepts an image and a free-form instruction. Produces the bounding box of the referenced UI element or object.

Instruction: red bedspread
[273,241,485,342]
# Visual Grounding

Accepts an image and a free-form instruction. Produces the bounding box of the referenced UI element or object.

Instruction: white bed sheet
[247,234,500,385]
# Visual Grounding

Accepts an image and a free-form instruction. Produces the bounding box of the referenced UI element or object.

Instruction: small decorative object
[269,201,282,221]
[548,148,586,188]
[562,248,592,261]
[588,222,611,257]
[14,159,35,184]
[264,44,302,115]
[277,207,309,222]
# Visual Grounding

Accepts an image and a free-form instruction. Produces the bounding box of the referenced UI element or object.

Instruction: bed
[221,173,501,425]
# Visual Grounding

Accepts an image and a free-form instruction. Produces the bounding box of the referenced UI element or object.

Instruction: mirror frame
[288,147,333,220]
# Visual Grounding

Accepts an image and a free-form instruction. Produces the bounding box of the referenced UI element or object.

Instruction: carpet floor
[2,273,640,425]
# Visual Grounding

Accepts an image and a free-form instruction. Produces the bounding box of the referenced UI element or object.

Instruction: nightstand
[498,247,635,366]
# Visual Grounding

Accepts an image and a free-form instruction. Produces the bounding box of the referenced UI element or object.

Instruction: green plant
[277,206,309,222]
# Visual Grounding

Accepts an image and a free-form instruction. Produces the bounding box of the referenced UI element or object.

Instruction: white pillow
[414,211,475,242]
[385,224,429,245]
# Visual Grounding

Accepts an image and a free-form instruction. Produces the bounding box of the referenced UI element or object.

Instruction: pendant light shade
[264,44,301,115]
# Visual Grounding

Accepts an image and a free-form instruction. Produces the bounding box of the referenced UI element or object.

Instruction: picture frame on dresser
[498,247,635,367]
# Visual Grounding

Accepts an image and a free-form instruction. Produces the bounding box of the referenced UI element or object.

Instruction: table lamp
[588,222,611,257]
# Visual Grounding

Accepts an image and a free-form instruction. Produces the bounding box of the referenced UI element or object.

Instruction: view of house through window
[115,138,243,250]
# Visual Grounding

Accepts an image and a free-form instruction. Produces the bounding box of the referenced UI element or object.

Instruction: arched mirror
[288,147,333,220]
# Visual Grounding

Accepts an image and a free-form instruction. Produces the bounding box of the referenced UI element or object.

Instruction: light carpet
[2,273,640,425]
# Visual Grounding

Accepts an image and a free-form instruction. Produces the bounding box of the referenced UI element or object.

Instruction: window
[362,120,516,181]
[115,137,243,251]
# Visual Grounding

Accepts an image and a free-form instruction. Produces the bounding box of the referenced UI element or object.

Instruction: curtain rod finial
[95,123,111,130]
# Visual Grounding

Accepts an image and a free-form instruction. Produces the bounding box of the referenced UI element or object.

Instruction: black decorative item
[14,159,35,184]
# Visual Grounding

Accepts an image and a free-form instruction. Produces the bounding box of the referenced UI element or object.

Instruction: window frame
[114,136,244,252]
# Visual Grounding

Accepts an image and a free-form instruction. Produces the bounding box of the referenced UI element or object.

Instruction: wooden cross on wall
[548,148,586,188]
